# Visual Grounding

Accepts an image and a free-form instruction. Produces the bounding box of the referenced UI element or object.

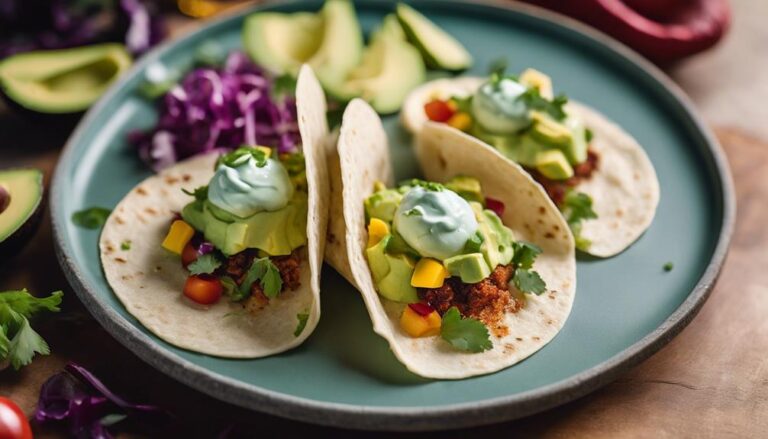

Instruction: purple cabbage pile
[130,52,301,171]
[0,0,164,58]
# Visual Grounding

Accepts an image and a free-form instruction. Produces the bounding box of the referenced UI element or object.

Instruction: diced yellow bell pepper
[400,306,442,337]
[255,146,272,157]
[411,258,448,288]
[162,220,195,254]
[373,180,387,192]
[447,112,472,132]
[520,68,553,100]
[367,218,390,248]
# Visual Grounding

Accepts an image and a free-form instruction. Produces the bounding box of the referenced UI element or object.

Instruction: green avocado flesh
[366,234,418,303]
[0,169,43,248]
[243,0,363,89]
[0,44,132,113]
[535,149,574,180]
[444,253,491,284]
[181,194,307,257]
[396,2,472,71]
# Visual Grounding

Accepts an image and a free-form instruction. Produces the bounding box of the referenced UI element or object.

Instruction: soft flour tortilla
[401,77,660,257]
[327,99,576,379]
[99,65,329,358]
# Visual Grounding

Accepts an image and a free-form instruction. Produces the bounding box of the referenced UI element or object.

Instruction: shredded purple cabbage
[0,0,164,58]
[35,363,167,439]
[131,52,301,171]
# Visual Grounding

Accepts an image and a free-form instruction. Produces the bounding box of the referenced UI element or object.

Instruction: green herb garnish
[463,230,485,254]
[404,208,423,217]
[561,190,598,252]
[520,87,568,121]
[273,74,297,99]
[71,207,111,230]
[294,312,309,337]
[487,58,509,77]
[512,241,542,269]
[398,179,444,192]
[187,254,221,275]
[239,257,283,300]
[663,262,674,272]
[182,185,208,202]
[440,307,492,353]
[216,146,268,169]
[585,128,594,143]
[120,240,131,251]
[0,289,63,370]
[513,269,546,295]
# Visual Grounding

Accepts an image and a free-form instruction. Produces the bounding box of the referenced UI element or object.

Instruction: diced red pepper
[408,302,435,317]
[485,197,505,217]
[183,274,223,305]
[181,242,198,268]
[424,99,456,123]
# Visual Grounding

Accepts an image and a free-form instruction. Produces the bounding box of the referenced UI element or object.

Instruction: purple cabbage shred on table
[35,363,168,439]
[130,52,301,172]
[0,0,164,58]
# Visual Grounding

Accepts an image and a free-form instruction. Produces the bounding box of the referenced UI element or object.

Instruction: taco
[401,71,660,257]
[99,65,329,358]
[326,99,575,379]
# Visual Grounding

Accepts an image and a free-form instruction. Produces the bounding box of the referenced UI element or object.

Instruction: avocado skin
[0,189,44,261]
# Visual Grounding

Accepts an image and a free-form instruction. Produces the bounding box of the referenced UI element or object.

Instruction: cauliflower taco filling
[364,177,547,353]
[422,69,600,250]
[160,146,309,324]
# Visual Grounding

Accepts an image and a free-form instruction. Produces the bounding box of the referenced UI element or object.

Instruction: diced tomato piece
[181,242,198,268]
[485,197,505,217]
[183,274,223,305]
[408,302,435,317]
[424,99,455,123]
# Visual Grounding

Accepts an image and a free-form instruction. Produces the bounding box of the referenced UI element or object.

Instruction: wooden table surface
[2,1,767,437]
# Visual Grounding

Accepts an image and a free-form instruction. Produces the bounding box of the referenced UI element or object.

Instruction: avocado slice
[444,253,491,284]
[0,44,132,113]
[243,0,364,89]
[535,149,575,180]
[396,3,472,71]
[445,175,484,204]
[328,30,426,114]
[0,169,44,258]
[529,111,574,149]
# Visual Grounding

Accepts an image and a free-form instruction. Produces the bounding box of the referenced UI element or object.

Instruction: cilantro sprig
[182,185,208,202]
[294,312,309,337]
[511,241,547,295]
[187,254,221,275]
[216,146,268,169]
[71,207,111,229]
[561,190,598,251]
[398,179,444,192]
[0,289,63,370]
[237,257,283,301]
[440,307,492,353]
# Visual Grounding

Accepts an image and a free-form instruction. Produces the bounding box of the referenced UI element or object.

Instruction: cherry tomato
[424,99,455,122]
[181,242,198,268]
[0,397,32,439]
[183,274,223,305]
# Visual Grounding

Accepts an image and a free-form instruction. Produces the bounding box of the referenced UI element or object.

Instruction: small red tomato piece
[181,242,198,268]
[0,397,32,439]
[485,197,505,217]
[408,302,435,317]
[183,274,223,305]
[424,99,455,122]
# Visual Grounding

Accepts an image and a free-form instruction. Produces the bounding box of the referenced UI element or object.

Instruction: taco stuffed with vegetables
[401,70,660,257]
[99,65,329,358]
[326,98,576,379]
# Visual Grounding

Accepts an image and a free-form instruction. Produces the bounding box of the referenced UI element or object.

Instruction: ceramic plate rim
[50,0,735,431]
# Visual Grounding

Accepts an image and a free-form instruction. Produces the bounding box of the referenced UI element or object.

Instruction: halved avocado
[0,44,132,114]
[0,169,44,259]
[396,3,472,71]
[243,0,363,89]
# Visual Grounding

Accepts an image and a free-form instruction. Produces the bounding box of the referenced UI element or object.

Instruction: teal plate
[51,0,734,431]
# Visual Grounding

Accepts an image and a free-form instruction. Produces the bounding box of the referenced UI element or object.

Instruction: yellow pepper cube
[162,220,195,254]
[411,258,448,288]
[400,306,442,337]
[447,112,472,132]
[367,218,390,248]
[520,68,553,100]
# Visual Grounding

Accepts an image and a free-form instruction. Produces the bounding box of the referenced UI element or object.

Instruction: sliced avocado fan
[0,43,132,113]
[396,3,472,71]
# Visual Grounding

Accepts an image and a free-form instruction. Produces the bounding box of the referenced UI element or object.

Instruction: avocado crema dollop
[182,147,307,256]
[472,77,530,135]
[394,186,478,261]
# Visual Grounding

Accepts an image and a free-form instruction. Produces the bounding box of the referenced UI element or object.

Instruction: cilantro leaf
[450,95,473,114]
[520,87,568,121]
[440,307,492,353]
[512,241,542,270]
[220,276,239,300]
[294,312,309,337]
[187,254,221,275]
[513,269,547,295]
[121,240,131,251]
[561,190,598,251]
[0,289,63,318]
[398,179,444,192]
[182,185,208,202]
[216,146,268,169]
[487,58,509,77]
[239,257,283,300]
[585,128,594,143]
[404,208,422,217]
[663,262,674,272]
[0,289,62,370]
[72,207,111,229]
[8,316,50,370]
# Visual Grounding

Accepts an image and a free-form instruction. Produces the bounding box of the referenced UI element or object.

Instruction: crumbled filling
[219,249,303,313]
[418,264,523,337]
[528,149,599,206]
